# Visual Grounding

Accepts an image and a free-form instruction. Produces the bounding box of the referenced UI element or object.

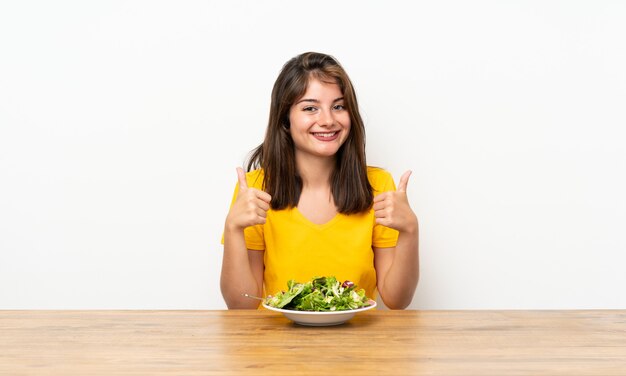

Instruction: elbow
[220,283,260,310]
[378,291,414,310]
[379,275,419,310]
[382,297,413,310]
[225,300,260,310]
[221,290,260,309]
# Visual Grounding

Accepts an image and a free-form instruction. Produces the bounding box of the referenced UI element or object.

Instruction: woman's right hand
[225,167,272,231]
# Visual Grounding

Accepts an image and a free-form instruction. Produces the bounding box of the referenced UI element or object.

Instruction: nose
[317,108,334,127]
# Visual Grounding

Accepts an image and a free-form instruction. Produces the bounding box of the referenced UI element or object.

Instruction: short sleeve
[370,168,400,248]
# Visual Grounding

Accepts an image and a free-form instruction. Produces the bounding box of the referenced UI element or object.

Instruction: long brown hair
[246,52,373,214]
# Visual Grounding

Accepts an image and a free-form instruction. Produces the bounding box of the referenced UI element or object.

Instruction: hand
[373,170,418,233]
[225,167,272,231]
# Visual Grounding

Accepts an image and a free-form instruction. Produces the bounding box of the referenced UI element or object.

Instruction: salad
[264,276,372,311]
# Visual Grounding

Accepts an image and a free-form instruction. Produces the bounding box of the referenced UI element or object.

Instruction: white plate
[262,300,377,326]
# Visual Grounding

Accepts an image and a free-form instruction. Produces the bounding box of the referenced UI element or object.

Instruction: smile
[311,131,339,141]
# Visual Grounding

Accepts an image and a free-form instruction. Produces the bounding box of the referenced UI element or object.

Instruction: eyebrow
[296,97,344,105]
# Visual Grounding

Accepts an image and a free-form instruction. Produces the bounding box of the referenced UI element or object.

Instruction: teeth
[314,132,337,138]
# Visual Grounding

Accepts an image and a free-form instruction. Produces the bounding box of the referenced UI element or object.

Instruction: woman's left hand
[373,170,418,233]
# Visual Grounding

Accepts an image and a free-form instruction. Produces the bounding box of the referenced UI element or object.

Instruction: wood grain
[0,310,624,375]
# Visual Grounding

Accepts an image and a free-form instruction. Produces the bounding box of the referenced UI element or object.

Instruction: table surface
[1,310,625,375]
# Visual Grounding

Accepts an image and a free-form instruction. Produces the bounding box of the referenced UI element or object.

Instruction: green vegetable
[264,276,372,311]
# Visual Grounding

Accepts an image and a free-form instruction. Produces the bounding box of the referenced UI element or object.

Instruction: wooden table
[1,310,624,375]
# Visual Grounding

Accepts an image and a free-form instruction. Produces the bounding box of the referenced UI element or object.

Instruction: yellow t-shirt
[224,167,399,300]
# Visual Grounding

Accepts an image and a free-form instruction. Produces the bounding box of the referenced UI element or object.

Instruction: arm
[221,229,265,309]
[220,168,271,309]
[372,171,420,309]
[373,227,419,309]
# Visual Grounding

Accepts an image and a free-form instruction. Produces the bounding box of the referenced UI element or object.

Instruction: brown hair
[246,52,373,214]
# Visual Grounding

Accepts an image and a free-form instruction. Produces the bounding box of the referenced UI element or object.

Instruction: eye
[303,106,317,112]
[333,104,346,111]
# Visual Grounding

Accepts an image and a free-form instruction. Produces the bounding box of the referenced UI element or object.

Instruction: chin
[316,147,342,158]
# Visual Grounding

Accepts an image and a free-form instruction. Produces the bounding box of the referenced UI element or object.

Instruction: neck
[295,154,335,188]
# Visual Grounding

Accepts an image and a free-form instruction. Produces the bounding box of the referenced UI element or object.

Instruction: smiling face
[288,77,351,163]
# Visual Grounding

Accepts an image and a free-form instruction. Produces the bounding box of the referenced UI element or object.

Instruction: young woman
[221,52,419,309]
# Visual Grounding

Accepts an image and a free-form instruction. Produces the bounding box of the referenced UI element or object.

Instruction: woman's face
[288,78,351,162]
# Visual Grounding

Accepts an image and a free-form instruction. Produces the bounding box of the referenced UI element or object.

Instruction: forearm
[220,225,262,309]
[378,226,420,309]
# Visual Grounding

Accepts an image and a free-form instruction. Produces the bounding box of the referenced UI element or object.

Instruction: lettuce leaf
[265,276,372,311]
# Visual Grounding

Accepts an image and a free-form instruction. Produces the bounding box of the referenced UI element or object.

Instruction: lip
[311,131,340,142]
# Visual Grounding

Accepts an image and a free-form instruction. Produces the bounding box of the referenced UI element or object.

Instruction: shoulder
[245,168,265,190]
[367,166,395,194]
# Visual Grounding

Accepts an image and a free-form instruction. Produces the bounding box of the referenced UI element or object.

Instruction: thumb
[236,167,248,190]
[397,170,412,192]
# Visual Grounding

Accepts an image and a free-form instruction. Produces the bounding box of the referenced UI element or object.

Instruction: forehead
[301,77,343,98]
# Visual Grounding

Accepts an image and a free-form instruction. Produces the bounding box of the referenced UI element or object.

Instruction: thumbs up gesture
[373,170,418,233]
[225,167,272,231]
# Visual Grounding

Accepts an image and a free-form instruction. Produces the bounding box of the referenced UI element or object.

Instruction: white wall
[1,1,624,309]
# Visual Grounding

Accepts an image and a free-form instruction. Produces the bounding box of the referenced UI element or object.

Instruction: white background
[1,1,625,309]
